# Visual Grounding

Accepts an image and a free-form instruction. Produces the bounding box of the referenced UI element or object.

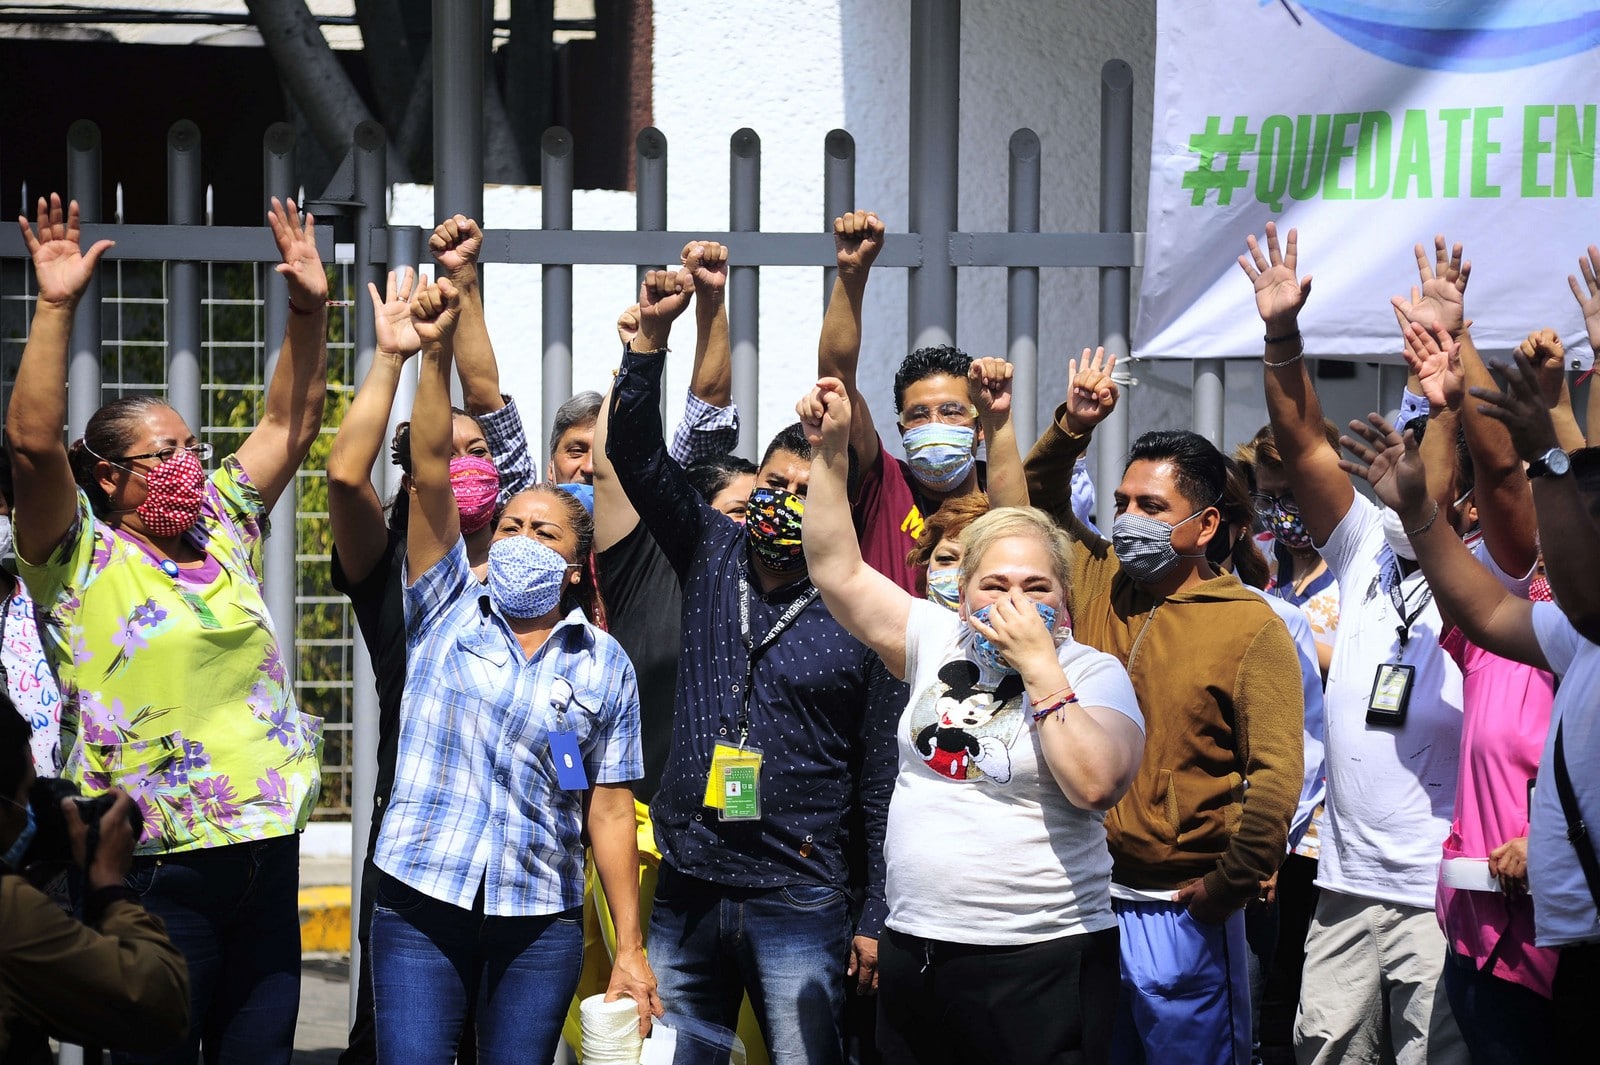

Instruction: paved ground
[292,955,351,1065]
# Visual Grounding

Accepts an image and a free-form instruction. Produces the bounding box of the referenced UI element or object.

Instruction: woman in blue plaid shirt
[367,276,660,1065]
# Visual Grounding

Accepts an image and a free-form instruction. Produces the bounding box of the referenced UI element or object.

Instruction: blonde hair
[957,506,1076,619]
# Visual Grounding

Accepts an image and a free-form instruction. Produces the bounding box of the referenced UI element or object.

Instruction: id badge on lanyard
[1367,558,1429,728]
[547,678,589,790]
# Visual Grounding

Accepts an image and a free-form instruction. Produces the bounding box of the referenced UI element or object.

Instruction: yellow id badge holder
[703,742,762,821]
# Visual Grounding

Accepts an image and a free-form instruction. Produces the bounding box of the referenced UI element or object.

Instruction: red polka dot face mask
[132,448,207,537]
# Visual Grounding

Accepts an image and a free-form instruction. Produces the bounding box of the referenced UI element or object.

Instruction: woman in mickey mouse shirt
[799,378,1145,1065]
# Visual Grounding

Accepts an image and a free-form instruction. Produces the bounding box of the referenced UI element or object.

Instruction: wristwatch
[1527,447,1571,478]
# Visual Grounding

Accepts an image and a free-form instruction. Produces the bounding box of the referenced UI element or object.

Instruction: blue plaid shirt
[670,389,740,467]
[374,539,643,916]
[477,395,537,505]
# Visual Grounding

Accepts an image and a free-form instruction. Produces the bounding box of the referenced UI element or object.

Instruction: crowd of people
[2,191,1599,1065]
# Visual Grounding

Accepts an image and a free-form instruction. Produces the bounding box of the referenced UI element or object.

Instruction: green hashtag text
[1183,116,1256,206]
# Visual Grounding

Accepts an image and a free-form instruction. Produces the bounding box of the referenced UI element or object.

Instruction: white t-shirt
[885,600,1144,945]
[1248,586,1326,852]
[1530,602,1600,947]
[1315,496,1462,908]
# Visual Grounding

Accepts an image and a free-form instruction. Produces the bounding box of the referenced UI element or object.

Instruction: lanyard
[1383,556,1433,654]
[735,571,819,745]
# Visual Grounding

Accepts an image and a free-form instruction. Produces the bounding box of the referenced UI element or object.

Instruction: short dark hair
[893,345,971,413]
[760,423,813,469]
[548,391,602,460]
[0,695,32,801]
[66,395,174,518]
[685,453,758,504]
[1125,430,1229,513]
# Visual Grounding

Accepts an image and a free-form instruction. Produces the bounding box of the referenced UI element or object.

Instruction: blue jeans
[1442,948,1555,1065]
[1112,898,1251,1065]
[369,872,583,1065]
[114,834,302,1065]
[647,863,852,1065]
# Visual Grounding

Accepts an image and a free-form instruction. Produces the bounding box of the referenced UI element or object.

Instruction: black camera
[20,777,145,872]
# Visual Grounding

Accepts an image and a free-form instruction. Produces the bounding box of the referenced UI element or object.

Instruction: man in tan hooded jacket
[1025,349,1303,1065]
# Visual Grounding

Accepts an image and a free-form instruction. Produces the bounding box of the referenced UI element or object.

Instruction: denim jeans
[369,872,583,1065]
[1442,948,1555,1065]
[114,833,302,1065]
[646,863,851,1065]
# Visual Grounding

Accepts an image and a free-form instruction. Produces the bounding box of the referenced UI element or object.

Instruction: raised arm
[404,278,463,584]
[328,268,420,584]
[429,216,503,415]
[686,241,731,408]
[797,378,912,678]
[604,269,706,579]
[6,195,114,561]
[1397,320,1469,522]
[969,357,1027,508]
[593,306,646,553]
[819,211,886,472]
[1023,347,1117,523]
[1341,412,1546,667]
[235,198,329,510]
[1521,330,1589,453]
[1473,351,1600,642]
[1239,224,1351,545]
[1567,244,1600,447]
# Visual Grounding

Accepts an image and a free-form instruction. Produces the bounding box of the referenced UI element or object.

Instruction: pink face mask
[136,448,206,538]
[450,455,501,534]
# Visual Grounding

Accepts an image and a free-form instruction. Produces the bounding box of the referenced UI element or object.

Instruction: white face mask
[0,515,13,562]
[1380,506,1417,562]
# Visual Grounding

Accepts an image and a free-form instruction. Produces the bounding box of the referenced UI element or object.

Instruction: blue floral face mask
[926,567,961,612]
[902,423,977,494]
[487,535,573,618]
[966,601,1057,674]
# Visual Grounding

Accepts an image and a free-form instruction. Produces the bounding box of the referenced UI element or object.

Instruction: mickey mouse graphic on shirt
[910,659,1027,784]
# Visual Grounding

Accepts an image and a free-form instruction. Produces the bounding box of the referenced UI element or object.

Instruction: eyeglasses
[899,402,978,428]
[115,442,214,465]
[1250,491,1299,517]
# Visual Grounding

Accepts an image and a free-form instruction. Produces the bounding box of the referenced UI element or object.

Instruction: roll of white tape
[1441,857,1502,892]
[580,993,644,1065]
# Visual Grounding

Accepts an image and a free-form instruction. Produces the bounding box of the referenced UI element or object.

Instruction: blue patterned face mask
[487,535,574,618]
[926,567,962,612]
[966,601,1057,673]
[902,423,977,493]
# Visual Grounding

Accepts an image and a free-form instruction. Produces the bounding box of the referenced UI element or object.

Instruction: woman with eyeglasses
[6,194,327,1064]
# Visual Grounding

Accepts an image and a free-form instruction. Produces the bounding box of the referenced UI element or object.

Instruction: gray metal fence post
[1007,129,1041,452]
[636,127,667,291]
[262,124,298,686]
[66,121,102,438]
[433,0,485,225]
[1194,360,1225,447]
[166,121,203,435]
[729,129,761,461]
[823,130,855,305]
[1096,60,1135,524]
[542,128,574,453]
[1378,363,1409,416]
[347,119,387,1016]
[907,0,959,352]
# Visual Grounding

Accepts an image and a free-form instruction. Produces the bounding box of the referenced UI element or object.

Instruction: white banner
[1135,1,1600,363]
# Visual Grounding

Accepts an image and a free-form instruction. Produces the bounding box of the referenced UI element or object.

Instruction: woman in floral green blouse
[7,193,328,1065]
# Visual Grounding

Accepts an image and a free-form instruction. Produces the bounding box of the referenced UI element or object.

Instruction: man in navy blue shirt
[606,268,902,1064]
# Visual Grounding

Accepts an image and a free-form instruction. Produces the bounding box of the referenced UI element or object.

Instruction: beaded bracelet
[1031,689,1080,722]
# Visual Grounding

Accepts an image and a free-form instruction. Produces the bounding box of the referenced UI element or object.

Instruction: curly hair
[893,344,972,413]
[905,491,990,595]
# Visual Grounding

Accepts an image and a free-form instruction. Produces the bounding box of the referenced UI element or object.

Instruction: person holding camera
[1,703,188,1063]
